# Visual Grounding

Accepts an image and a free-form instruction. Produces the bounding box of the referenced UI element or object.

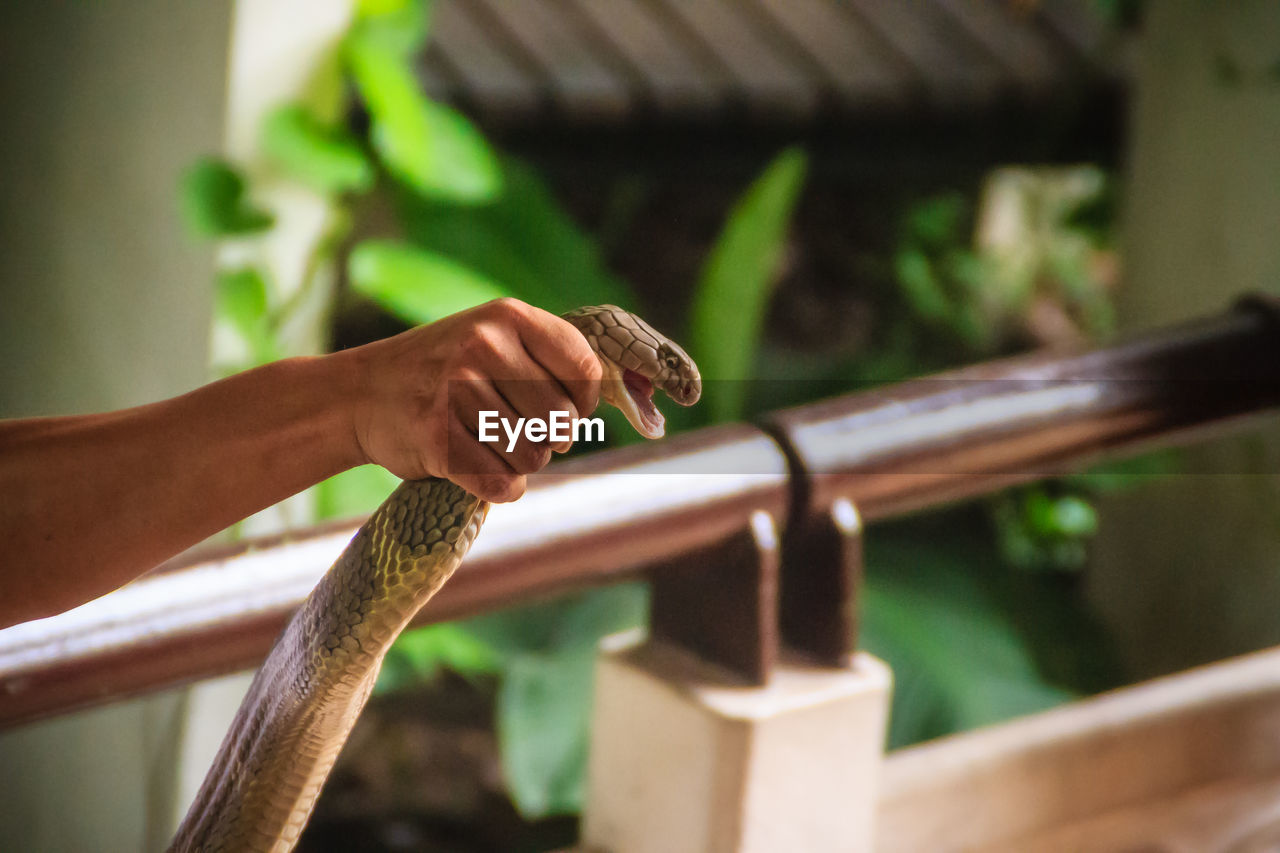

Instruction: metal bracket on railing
[763,402,866,670]
[645,422,866,683]
[648,510,780,685]
[778,497,862,668]
[646,495,863,684]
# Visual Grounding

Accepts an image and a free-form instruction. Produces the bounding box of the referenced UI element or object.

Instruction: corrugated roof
[419,0,1127,126]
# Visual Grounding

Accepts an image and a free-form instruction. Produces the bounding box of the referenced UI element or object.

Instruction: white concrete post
[582,633,892,853]
[1090,0,1280,680]
[0,3,228,850]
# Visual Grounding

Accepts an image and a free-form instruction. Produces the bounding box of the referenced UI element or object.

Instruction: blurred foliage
[890,167,1117,371]
[262,105,374,195]
[994,450,1184,575]
[389,157,637,316]
[182,0,1149,826]
[372,585,649,816]
[346,25,500,202]
[375,622,500,693]
[864,508,1125,749]
[864,527,1075,747]
[348,239,509,322]
[463,584,648,816]
[214,268,279,366]
[994,486,1098,574]
[689,146,808,423]
[848,169,1130,586]
[179,158,274,237]
[894,193,995,355]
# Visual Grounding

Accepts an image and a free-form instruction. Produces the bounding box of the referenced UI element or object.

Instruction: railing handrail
[2,298,1278,728]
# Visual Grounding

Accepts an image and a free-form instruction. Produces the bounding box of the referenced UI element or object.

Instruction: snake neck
[298,478,489,667]
[170,478,489,853]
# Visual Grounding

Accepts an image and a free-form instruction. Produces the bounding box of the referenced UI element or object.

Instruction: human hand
[343,298,602,502]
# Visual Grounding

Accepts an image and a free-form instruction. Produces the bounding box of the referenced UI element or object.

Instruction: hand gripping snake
[170,305,701,852]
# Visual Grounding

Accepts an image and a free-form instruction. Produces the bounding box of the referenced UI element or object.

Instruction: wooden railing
[2,296,1278,728]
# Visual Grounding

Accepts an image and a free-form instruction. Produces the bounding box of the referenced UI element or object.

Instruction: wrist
[305,347,372,472]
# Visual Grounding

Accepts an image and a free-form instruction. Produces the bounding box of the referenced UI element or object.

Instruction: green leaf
[689,147,808,422]
[214,268,277,364]
[861,534,1078,748]
[1022,490,1060,539]
[463,584,647,657]
[905,194,966,249]
[895,249,952,324]
[467,585,647,816]
[498,649,595,817]
[1048,495,1098,538]
[348,239,512,323]
[996,488,1099,573]
[357,0,418,20]
[553,584,648,649]
[313,463,402,520]
[345,26,500,202]
[215,267,268,334]
[376,622,501,692]
[395,157,637,315]
[354,0,432,57]
[179,157,274,237]
[261,105,375,194]
[463,601,579,656]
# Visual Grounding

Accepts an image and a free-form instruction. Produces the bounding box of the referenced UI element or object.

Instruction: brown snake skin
[169,305,700,852]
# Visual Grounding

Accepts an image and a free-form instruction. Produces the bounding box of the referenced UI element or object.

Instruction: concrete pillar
[583,634,892,853]
[0,1,353,847]
[0,3,229,850]
[1089,0,1280,680]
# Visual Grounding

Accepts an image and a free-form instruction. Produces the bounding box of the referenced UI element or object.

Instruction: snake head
[564,305,702,440]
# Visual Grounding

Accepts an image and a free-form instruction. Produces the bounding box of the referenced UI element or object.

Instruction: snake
[169,305,701,852]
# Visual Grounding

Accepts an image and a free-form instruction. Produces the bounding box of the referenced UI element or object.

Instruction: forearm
[0,298,605,629]
[0,351,366,628]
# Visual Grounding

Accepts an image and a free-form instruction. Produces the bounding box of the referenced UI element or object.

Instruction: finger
[513,308,602,418]
[444,415,525,503]
[492,374,577,456]
[456,376,554,475]
[467,329,578,454]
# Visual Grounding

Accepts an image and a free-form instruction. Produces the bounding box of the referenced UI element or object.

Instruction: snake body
[170,306,699,852]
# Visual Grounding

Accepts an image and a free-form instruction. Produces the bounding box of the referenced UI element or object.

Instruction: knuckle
[450,365,483,384]
[512,442,552,475]
[461,325,503,359]
[446,367,484,408]
[489,297,526,320]
[481,473,524,503]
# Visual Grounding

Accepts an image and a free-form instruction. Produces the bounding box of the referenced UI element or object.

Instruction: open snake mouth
[622,369,664,437]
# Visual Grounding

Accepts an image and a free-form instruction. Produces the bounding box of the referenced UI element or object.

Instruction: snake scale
[170,305,701,852]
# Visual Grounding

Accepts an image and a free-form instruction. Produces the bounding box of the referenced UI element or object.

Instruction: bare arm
[0,298,600,629]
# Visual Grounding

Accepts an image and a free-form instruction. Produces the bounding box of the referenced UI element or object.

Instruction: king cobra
[170,305,701,852]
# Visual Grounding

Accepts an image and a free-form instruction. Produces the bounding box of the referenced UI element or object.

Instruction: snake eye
[664,355,680,370]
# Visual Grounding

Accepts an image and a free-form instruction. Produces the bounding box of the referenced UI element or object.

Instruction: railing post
[583,635,891,853]
[582,430,892,851]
